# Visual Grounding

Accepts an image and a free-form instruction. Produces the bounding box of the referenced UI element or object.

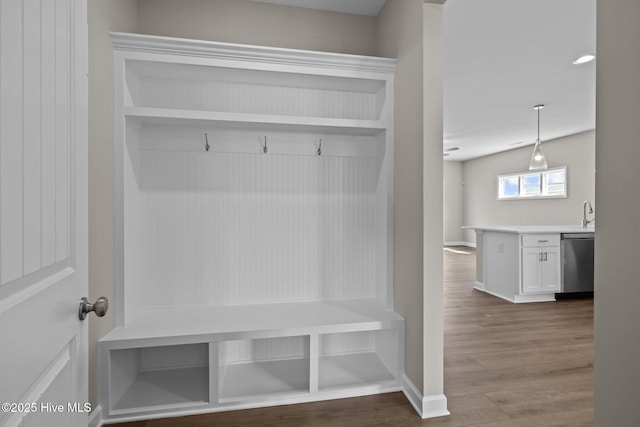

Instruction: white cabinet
[521,235,561,294]
[100,33,401,423]
[477,230,563,303]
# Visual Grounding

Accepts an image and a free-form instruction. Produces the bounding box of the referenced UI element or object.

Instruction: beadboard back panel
[138,122,380,157]
[139,343,209,371]
[126,61,386,121]
[138,150,379,307]
[220,336,309,365]
[320,331,374,356]
[140,78,379,121]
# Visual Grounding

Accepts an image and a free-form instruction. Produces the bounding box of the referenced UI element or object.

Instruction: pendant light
[529,104,548,170]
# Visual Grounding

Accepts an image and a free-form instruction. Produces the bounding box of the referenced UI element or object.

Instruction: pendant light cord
[537,107,541,141]
[537,107,540,141]
[533,104,544,141]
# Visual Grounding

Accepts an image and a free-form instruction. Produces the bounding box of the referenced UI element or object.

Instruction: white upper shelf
[125,107,388,136]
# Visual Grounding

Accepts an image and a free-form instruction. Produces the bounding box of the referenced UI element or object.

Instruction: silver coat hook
[204,133,210,152]
[263,136,268,154]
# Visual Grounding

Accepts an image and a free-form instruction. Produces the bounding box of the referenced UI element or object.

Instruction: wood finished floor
[113,247,593,426]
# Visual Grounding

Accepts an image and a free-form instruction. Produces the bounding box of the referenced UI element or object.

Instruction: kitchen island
[463,225,595,303]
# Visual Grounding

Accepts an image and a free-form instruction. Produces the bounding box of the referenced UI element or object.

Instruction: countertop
[462,225,595,234]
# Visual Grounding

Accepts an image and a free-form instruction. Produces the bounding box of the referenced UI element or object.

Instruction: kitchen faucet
[582,200,594,228]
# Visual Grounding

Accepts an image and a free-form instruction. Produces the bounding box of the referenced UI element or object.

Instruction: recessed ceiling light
[572,54,595,65]
[445,147,459,152]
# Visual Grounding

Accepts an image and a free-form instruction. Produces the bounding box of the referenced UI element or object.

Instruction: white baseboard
[443,241,476,248]
[513,293,557,303]
[401,374,450,419]
[474,285,516,303]
[88,405,102,427]
[475,284,556,304]
[98,385,402,424]
[95,380,448,423]
[402,374,424,415]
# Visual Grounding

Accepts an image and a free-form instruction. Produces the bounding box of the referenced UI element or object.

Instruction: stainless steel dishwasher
[560,233,594,297]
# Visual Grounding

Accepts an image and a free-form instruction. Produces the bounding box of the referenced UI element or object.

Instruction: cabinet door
[540,247,561,292]
[521,249,542,293]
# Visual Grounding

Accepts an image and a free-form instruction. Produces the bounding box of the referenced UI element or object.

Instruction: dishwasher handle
[561,233,594,240]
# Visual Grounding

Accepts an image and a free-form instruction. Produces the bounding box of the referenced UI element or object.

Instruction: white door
[0,0,88,426]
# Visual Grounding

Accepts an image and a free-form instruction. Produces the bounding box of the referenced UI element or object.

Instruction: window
[497,166,566,200]
[521,173,541,197]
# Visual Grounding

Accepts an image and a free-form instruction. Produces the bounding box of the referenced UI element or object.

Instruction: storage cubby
[125,60,387,121]
[218,336,310,402]
[319,329,399,391]
[100,32,402,423]
[108,343,209,413]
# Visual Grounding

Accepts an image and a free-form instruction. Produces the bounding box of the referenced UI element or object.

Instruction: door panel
[0,0,24,285]
[19,347,75,427]
[0,0,87,426]
[23,0,43,276]
[0,0,72,289]
[541,248,561,292]
[521,249,541,293]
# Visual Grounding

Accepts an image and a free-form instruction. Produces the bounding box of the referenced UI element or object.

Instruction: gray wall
[377,0,426,393]
[594,1,640,425]
[376,0,445,399]
[443,161,464,244]
[462,131,595,244]
[421,2,445,401]
[138,0,377,56]
[87,0,139,408]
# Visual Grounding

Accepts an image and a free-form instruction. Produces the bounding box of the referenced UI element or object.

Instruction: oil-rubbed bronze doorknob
[78,296,108,320]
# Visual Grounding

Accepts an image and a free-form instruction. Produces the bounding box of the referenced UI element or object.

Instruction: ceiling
[443,0,596,161]
[250,0,597,162]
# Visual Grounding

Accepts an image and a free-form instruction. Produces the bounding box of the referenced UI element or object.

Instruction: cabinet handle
[539,253,543,262]
[538,240,549,243]
[544,252,548,262]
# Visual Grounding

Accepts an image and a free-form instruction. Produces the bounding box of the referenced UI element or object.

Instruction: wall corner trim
[401,374,450,419]
[88,405,103,427]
